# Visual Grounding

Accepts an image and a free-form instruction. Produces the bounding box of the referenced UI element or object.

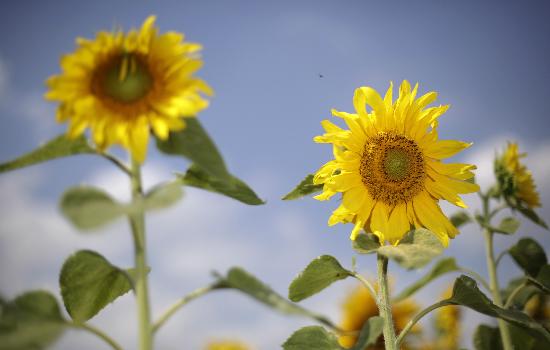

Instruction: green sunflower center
[360,132,426,205]
[99,54,153,103]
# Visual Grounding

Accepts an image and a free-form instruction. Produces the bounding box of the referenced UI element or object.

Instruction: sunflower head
[313,81,479,245]
[494,142,541,209]
[46,16,213,162]
[433,286,461,349]
[205,340,250,350]
[338,283,420,349]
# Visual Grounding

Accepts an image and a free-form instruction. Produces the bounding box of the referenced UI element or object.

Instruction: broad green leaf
[352,233,380,254]
[59,250,134,323]
[517,205,548,230]
[155,118,230,181]
[282,174,323,200]
[282,326,342,350]
[448,275,550,341]
[393,257,459,302]
[473,324,500,350]
[217,267,338,328]
[377,229,444,269]
[509,238,547,276]
[531,265,550,293]
[502,278,541,309]
[473,324,549,350]
[289,255,353,302]
[350,316,384,350]
[60,186,126,230]
[492,217,520,234]
[450,211,472,228]
[0,134,94,174]
[143,180,184,210]
[179,165,264,205]
[0,291,66,350]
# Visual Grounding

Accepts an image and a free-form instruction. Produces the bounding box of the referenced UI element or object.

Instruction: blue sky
[1,1,550,349]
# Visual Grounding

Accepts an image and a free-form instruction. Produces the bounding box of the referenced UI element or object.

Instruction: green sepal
[288,255,353,302]
[282,174,323,200]
[352,233,380,254]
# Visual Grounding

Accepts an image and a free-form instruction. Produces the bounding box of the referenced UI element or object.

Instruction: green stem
[376,253,397,350]
[351,271,377,301]
[395,300,449,347]
[481,194,513,350]
[130,159,152,350]
[99,151,132,176]
[503,280,529,309]
[153,284,218,333]
[70,322,123,350]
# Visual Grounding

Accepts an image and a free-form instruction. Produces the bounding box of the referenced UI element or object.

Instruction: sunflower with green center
[313,81,479,245]
[495,142,541,209]
[45,16,212,162]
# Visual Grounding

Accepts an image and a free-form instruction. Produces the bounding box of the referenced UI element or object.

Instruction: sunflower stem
[376,253,397,350]
[480,193,513,350]
[130,159,153,350]
[69,322,123,350]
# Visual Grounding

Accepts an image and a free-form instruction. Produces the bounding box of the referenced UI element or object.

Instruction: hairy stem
[351,271,377,301]
[130,159,152,350]
[376,253,397,350]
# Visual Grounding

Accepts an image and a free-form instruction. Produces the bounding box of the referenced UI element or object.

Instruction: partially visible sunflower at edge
[313,81,479,245]
[494,142,541,209]
[421,286,462,350]
[339,283,420,349]
[46,16,212,162]
[205,340,251,350]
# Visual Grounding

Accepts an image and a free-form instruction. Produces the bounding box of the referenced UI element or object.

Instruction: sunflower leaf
[352,233,380,254]
[282,174,323,200]
[393,257,460,302]
[492,217,520,235]
[377,229,444,269]
[350,316,384,350]
[60,186,126,231]
[0,290,67,350]
[473,323,549,350]
[450,211,472,228]
[59,250,135,323]
[178,164,264,205]
[516,206,548,230]
[155,118,231,181]
[282,326,342,350]
[502,277,541,309]
[447,275,550,342]
[289,255,353,302]
[142,180,184,210]
[0,134,95,174]
[509,238,547,276]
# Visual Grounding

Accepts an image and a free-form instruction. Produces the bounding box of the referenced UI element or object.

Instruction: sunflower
[495,142,541,209]
[338,283,419,349]
[205,340,250,350]
[45,16,212,162]
[433,286,461,350]
[313,81,479,245]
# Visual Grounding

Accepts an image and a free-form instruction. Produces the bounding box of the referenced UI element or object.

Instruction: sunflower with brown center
[314,81,479,245]
[45,16,212,162]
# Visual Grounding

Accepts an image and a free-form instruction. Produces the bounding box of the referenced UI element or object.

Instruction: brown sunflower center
[94,53,153,103]
[359,132,425,205]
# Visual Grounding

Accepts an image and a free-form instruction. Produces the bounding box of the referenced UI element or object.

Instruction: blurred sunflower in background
[495,142,541,209]
[46,15,212,162]
[205,339,251,350]
[313,81,478,245]
[338,282,420,349]
[421,286,462,350]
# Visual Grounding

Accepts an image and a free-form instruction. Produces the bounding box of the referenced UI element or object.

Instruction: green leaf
[473,324,501,350]
[450,211,472,228]
[393,257,459,302]
[59,250,135,323]
[179,164,264,205]
[349,316,384,350]
[143,180,184,210]
[60,186,126,230]
[289,255,353,302]
[282,174,323,200]
[517,205,548,230]
[0,134,95,174]
[509,238,547,276]
[156,118,230,181]
[282,326,342,350]
[352,233,380,254]
[492,217,520,234]
[448,275,550,341]
[473,324,549,350]
[531,265,550,293]
[377,229,444,269]
[502,278,541,309]
[0,291,66,350]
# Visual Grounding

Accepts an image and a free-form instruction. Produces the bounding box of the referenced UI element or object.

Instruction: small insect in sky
[318,73,324,78]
